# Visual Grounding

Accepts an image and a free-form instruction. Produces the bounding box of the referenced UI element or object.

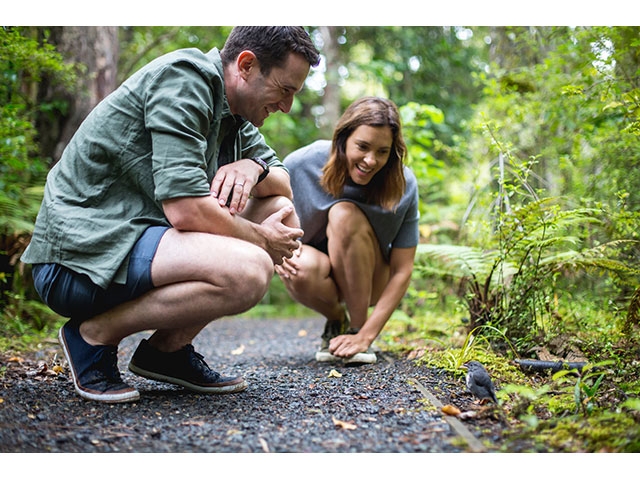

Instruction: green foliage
[261,93,321,159]
[117,26,233,82]
[467,26,640,260]
[0,275,65,351]
[400,101,445,178]
[415,188,638,353]
[0,27,75,220]
[398,101,452,224]
[0,186,43,236]
[441,325,516,370]
[552,361,616,416]
[408,27,640,354]
[344,26,487,144]
[1,27,75,171]
[0,27,75,326]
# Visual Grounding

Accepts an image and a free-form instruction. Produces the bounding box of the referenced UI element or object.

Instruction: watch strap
[250,157,270,183]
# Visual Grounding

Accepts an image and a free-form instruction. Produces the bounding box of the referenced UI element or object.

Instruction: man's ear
[237,50,258,80]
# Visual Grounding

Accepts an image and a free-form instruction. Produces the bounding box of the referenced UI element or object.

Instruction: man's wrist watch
[250,157,270,183]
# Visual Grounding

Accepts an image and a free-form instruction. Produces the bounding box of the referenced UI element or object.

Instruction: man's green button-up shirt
[21,47,283,288]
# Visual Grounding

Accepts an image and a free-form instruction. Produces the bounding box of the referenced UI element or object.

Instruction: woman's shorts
[32,226,169,321]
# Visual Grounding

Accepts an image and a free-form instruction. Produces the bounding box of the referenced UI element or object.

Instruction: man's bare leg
[79,230,273,351]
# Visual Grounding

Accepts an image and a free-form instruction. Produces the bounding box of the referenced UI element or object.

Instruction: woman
[276,97,419,365]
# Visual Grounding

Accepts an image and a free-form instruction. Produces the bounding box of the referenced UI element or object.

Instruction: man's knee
[216,243,273,307]
[242,195,299,228]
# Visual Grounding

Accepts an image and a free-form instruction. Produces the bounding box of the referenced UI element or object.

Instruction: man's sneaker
[315,312,350,362]
[58,321,140,403]
[128,339,247,394]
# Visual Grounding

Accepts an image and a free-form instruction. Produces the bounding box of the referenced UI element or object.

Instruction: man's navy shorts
[32,226,169,321]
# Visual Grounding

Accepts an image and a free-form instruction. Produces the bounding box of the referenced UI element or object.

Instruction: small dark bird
[463,360,498,404]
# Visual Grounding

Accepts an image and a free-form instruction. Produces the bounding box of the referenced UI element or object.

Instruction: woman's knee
[328,202,370,232]
[327,203,375,249]
[284,250,329,296]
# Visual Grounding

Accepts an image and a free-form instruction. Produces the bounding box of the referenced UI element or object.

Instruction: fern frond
[416,243,518,283]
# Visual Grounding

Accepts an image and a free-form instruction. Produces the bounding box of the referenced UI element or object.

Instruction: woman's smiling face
[345,125,393,185]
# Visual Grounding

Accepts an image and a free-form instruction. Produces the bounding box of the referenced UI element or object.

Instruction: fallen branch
[515,359,587,373]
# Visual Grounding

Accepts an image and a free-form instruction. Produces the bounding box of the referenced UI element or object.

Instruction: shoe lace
[96,347,124,383]
[184,345,218,378]
[81,346,124,387]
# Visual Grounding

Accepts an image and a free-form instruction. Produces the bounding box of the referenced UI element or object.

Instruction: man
[21,27,321,403]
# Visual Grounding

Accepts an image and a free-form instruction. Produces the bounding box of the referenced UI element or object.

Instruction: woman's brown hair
[320,97,407,211]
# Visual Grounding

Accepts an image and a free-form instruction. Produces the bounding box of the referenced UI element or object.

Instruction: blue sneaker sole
[58,326,140,404]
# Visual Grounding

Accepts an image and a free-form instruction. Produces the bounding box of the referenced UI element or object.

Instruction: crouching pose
[21,27,320,403]
[276,97,419,365]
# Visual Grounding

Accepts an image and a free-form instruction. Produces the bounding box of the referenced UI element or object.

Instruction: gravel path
[0,316,496,454]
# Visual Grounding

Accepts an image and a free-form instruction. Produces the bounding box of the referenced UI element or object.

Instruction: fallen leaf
[52,365,64,374]
[298,329,307,337]
[328,369,342,378]
[8,356,23,363]
[231,344,245,355]
[441,404,462,416]
[332,416,357,430]
[26,361,55,377]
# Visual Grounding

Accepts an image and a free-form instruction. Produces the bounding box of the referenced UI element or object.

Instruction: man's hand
[275,242,302,280]
[210,159,263,214]
[260,205,304,265]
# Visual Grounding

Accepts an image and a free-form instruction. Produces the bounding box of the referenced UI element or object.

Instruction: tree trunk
[36,26,119,165]
[318,26,341,138]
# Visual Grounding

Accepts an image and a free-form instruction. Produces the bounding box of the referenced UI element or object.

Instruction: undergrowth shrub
[414,151,639,355]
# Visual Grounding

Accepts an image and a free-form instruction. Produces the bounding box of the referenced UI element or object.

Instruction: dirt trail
[0,316,498,453]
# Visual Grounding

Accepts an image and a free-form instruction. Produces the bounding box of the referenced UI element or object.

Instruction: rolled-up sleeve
[145,62,214,201]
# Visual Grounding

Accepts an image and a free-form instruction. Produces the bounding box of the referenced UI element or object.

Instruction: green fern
[415,200,638,352]
[0,186,43,235]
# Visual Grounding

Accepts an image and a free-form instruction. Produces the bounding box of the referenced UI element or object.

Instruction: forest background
[1,24,640,451]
